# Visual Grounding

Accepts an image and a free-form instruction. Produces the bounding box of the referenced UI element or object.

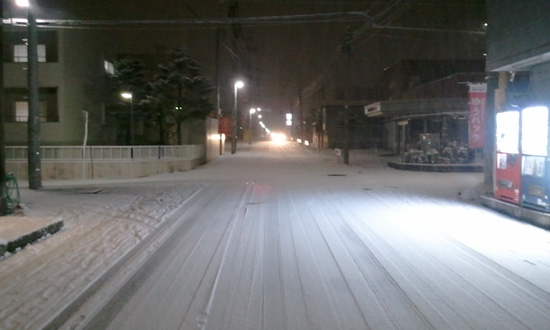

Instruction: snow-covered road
[1,141,550,330]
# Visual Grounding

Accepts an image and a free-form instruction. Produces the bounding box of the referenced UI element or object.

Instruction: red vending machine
[495,110,521,204]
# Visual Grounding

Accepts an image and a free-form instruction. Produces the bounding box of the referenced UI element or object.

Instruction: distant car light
[271,132,287,142]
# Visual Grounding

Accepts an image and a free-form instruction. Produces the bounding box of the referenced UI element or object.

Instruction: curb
[481,195,550,229]
[0,218,64,257]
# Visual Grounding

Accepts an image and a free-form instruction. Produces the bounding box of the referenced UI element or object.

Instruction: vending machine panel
[521,106,550,211]
[495,111,521,204]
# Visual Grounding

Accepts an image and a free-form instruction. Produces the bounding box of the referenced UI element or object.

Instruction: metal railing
[5,145,204,161]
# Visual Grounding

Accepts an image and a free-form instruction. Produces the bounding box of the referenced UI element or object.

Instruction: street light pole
[121,92,134,150]
[232,81,243,154]
[25,0,41,189]
[0,0,7,214]
[249,108,256,145]
[341,27,353,165]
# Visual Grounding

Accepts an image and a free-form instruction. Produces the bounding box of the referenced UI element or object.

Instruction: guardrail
[5,145,204,161]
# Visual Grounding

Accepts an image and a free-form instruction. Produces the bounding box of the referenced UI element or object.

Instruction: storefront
[365,98,469,154]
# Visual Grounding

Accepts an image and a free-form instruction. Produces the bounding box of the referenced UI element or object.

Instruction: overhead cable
[4,11,373,28]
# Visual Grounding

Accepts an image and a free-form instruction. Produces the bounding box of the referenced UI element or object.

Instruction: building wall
[487,0,550,71]
[385,59,486,100]
[403,73,486,100]
[2,26,214,147]
[323,105,377,149]
[530,62,550,106]
[3,27,66,145]
[3,27,113,146]
[58,29,111,146]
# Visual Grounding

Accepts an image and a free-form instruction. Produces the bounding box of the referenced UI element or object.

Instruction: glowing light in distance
[235,81,244,89]
[297,139,302,143]
[271,132,287,142]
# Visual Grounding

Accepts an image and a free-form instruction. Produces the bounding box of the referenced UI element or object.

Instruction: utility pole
[298,89,304,143]
[27,0,42,189]
[341,27,353,165]
[484,72,499,189]
[215,28,223,155]
[231,81,243,154]
[0,0,7,215]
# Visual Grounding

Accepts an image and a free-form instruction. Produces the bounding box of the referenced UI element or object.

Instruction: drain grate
[327,174,347,177]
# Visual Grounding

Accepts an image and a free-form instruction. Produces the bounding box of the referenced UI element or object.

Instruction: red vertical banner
[468,83,487,148]
[219,116,232,135]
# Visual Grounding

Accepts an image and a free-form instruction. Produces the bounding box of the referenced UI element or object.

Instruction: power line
[2,11,373,29]
[371,24,486,35]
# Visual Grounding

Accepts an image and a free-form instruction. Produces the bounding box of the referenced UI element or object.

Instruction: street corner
[0,216,64,258]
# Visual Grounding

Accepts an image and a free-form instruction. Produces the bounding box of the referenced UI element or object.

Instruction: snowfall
[0,141,549,330]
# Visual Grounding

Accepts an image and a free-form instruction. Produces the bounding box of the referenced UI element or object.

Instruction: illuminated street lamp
[232,80,244,154]
[121,92,134,148]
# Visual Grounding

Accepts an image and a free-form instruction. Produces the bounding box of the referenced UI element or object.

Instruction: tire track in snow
[284,191,373,330]
[200,183,268,330]
[291,189,437,330]
[76,182,255,330]
[193,183,255,330]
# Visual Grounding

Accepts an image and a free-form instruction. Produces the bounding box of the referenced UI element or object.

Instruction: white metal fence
[5,145,204,161]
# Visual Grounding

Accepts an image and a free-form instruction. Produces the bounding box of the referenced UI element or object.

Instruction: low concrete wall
[7,158,202,180]
[6,144,206,181]
[387,161,484,172]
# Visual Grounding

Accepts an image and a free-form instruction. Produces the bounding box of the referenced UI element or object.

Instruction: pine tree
[154,47,214,145]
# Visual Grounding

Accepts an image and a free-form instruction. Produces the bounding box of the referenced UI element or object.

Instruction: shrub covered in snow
[399,141,474,164]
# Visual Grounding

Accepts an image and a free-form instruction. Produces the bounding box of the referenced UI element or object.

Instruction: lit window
[13,44,46,62]
[15,101,28,122]
[104,60,115,75]
[15,101,48,122]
